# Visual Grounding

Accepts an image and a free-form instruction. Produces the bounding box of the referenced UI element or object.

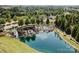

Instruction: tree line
[0,6,57,25]
[55,13,79,42]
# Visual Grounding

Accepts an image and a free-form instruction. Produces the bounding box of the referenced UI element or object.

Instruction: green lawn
[0,36,38,53]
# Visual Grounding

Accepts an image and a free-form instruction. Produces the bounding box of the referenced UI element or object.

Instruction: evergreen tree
[65,26,71,35]
[71,25,78,38]
[46,18,50,24]
[36,19,40,24]
[13,15,17,21]
[18,19,24,26]
[25,18,30,25]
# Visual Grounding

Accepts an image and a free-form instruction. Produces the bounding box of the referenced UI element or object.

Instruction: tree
[0,18,5,24]
[40,18,43,24]
[6,13,11,22]
[31,19,35,24]
[75,27,79,42]
[65,26,71,35]
[36,19,40,25]
[75,32,79,42]
[60,18,65,31]
[71,25,78,38]
[18,19,24,26]
[13,15,17,21]
[6,18,11,22]
[55,15,61,27]
[25,18,30,25]
[46,18,50,24]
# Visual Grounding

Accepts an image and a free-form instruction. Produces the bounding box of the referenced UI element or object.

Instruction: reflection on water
[19,34,36,42]
[54,32,62,40]
[19,37,25,42]
[11,28,36,42]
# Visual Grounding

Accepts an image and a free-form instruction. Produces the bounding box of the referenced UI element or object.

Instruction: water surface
[19,32,75,53]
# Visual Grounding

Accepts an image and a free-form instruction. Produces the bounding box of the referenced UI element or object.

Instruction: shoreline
[54,28,79,52]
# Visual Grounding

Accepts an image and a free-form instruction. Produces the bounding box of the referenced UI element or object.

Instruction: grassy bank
[54,28,79,52]
[0,36,38,53]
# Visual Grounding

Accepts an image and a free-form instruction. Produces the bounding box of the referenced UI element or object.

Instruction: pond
[19,32,76,53]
